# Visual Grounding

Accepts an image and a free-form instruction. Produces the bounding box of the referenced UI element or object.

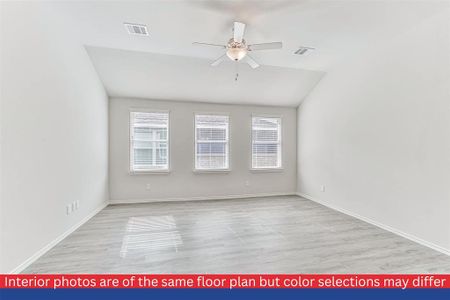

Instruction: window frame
[193,112,231,173]
[250,114,283,171]
[129,109,171,175]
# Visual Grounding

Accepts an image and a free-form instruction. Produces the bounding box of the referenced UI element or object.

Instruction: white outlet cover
[66,204,72,215]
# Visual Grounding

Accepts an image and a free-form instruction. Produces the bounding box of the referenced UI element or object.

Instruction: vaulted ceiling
[49,0,444,106]
[86,46,324,106]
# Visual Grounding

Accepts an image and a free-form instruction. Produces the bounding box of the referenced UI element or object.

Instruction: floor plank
[23,196,450,273]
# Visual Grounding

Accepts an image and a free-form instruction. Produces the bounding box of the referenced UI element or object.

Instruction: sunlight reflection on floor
[120,216,182,258]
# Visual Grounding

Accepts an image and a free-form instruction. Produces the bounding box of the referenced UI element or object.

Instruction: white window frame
[194,113,230,172]
[129,109,170,174]
[251,115,283,171]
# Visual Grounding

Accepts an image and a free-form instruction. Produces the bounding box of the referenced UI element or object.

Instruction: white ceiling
[87,46,324,106]
[50,0,445,106]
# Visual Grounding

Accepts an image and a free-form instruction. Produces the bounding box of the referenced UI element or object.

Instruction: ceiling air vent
[294,46,315,55]
[124,23,149,36]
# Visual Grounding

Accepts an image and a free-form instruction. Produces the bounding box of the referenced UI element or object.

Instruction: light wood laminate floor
[24,195,450,273]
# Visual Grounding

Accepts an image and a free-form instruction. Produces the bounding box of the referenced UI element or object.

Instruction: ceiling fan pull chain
[235,61,239,81]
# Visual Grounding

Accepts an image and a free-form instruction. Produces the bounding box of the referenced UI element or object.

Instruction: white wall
[297,8,450,253]
[0,2,109,272]
[110,98,296,202]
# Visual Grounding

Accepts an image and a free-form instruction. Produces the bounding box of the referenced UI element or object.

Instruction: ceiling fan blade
[244,54,260,69]
[211,54,227,67]
[193,42,226,49]
[248,42,282,51]
[233,22,246,43]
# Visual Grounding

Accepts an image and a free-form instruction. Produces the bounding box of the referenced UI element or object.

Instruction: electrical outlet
[245,180,250,187]
[75,200,80,210]
[71,202,76,212]
[320,185,326,192]
[146,183,151,190]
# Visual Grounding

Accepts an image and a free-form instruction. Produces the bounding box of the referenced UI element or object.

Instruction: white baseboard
[9,201,109,274]
[296,192,450,257]
[110,192,296,204]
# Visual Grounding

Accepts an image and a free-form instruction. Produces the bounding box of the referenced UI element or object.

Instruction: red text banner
[1,274,449,289]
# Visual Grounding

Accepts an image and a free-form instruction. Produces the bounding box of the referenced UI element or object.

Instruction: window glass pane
[196,155,226,170]
[197,142,226,155]
[130,112,169,171]
[252,129,278,141]
[134,149,153,166]
[195,115,229,170]
[197,128,226,140]
[252,117,281,169]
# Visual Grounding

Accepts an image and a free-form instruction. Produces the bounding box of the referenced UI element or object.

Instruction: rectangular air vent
[294,46,315,55]
[124,23,149,36]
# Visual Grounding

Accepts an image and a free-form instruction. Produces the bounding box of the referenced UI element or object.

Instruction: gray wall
[297,8,450,253]
[109,98,297,202]
[1,2,109,273]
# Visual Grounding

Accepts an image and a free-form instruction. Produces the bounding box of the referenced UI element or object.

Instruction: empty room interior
[1,0,450,274]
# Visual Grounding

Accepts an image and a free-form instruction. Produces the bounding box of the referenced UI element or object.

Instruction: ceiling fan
[193,21,283,69]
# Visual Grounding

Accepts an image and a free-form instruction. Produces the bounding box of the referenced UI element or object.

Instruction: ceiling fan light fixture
[226,47,247,61]
[192,21,282,70]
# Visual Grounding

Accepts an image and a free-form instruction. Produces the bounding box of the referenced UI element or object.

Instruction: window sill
[250,168,284,173]
[193,169,231,174]
[129,170,170,175]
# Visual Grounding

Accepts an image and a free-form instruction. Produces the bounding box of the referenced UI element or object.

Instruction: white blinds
[195,114,229,170]
[252,116,281,169]
[130,111,169,171]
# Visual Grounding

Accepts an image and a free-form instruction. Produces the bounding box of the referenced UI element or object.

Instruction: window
[252,116,282,169]
[195,114,229,170]
[130,111,169,172]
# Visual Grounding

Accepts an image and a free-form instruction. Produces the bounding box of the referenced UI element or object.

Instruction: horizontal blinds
[195,114,229,170]
[252,116,281,169]
[131,112,169,171]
